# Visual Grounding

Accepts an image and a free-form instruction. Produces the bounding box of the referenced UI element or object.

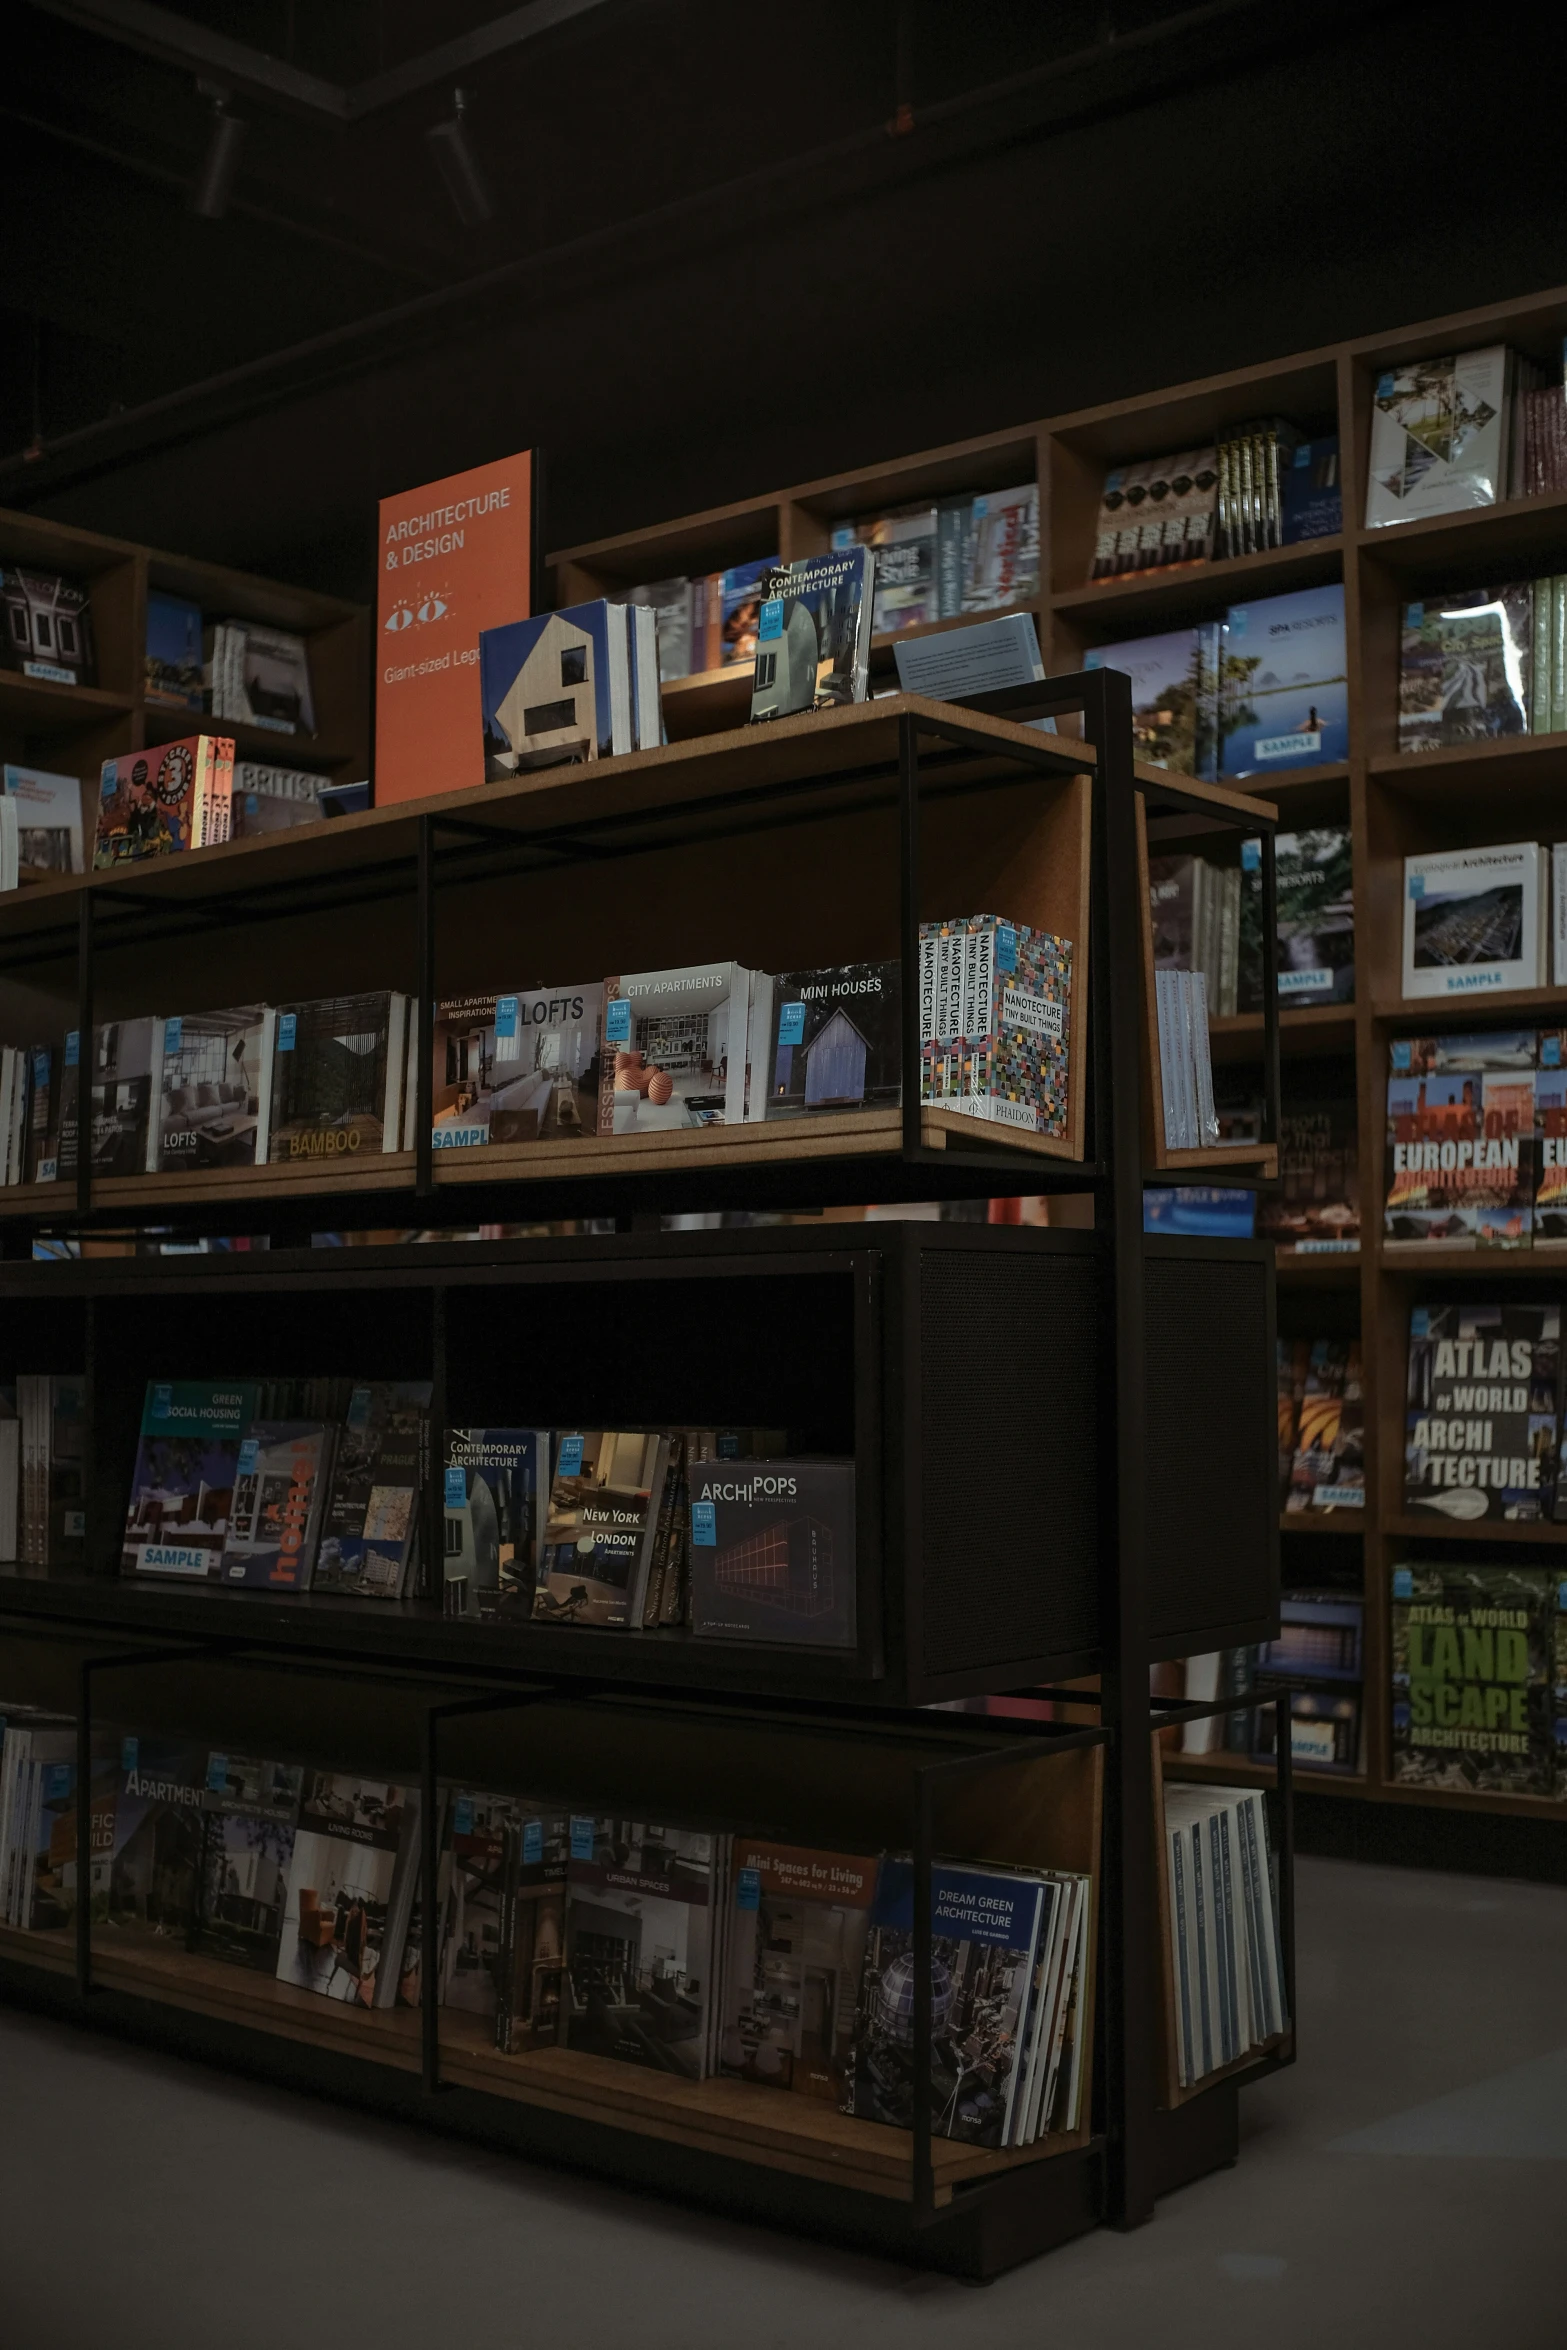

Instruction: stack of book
[1161,1782,1289,2088]
[1365,344,1564,528]
[0,1377,82,1566]
[1087,430,1340,581]
[828,481,1040,630]
[145,591,317,736]
[1397,574,1567,749]
[1148,829,1354,1015]
[1383,1028,1567,1249]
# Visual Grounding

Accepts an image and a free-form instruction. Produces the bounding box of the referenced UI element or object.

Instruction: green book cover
[1390,1560,1558,1795]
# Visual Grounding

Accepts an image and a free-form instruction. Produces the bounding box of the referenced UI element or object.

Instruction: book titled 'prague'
[759,962,902,1119]
[122,1380,259,1578]
[749,547,873,721]
[688,1459,855,1646]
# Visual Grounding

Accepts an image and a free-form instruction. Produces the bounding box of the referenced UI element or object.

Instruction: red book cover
[376,452,533,805]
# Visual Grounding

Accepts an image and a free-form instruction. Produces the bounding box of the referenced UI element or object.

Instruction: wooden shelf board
[142,550,362,637]
[0,672,134,734]
[141,707,359,769]
[1367,1777,1567,1821]
[1165,1754,1366,1794]
[1274,1250,1361,1284]
[435,1109,1083,1187]
[1279,1510,1365,1534]
[1375,1244,1566,1276]
[1373,984,1567,1024]
[1051,537,1342,630]
[0,1921,1083,2203]
[1354,484,1567,572]
[1145,1144,1280,1176]
[1134,767,1277,824]
[1382,1512,1567,1545]
[1368,731,1567,797]
[1209,1005,1357,1061]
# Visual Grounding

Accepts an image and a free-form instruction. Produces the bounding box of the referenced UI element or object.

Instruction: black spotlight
[427,87,493,226]
[191,85,247,219]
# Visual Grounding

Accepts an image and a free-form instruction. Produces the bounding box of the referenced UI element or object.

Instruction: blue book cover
[1219,585,1348,777]
[144,591,205,710]
[444,1428,549,1617]
[1083,626,1218,780]
[1143,1185,1257,1238]
[479,602,619,779]
[1281,436,1342,544]
[121,1380,260,1579]
[846,1857,1042,2144]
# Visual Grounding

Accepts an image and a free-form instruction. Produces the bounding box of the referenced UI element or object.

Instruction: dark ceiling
[4,0,1566,599]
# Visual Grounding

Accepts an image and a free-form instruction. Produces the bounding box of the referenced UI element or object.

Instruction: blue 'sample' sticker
[523,1818,543,1866]
[570,1815,595,1860]
[277,1013,297,1051]
[1392,1566,1414,1600]
[206,1753,228,1793]
[152,1383,173,1418]
[777,1002,806,1046]
[691,1501,717,1546]
[237,1439,259,1475]
[737,1868,762,1912]
[495,996,518,1039]
[121,1735,139,1773]
[995,923,1018,974]
[556,1434,584,1477]
[444,1466,467,1507]
[604,998,632,1046]
[453,1796,474,1837]
[758,597,784,642]
[164,1016,183,1054]
[64,1030,79,1067]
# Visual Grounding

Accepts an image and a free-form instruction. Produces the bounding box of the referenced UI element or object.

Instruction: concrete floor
[1,1853,1563,2350]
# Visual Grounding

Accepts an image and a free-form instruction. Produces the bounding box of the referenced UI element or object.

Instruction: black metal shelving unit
[0,678,1290,2277]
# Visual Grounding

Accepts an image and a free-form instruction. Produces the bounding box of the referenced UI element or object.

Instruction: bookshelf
[542,279,1567,1844]
[0,661,1288,2273]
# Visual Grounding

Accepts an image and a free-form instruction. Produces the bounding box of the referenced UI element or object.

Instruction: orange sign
[375,450,533,804]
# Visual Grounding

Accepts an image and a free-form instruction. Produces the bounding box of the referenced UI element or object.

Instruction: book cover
[762,962,901,1118]
[1219,585,1348,776]
[562,1817,717,2078]
[231,762,325,837]
[749,548,874,720]
[121,1380,259,1578]
[432,1792,566,2040]
[843,1857,1043,2147]
[442,1428,549,1617]
[432,984,605,1149]
[0,564,94,686]
[275,1772,421,2009]
[54,1017,160,1179]
[93,736,233,866]
[1397,586,1532,753]
[917,915,1072,1138]
[532,1430,667,1628]
[688,1459,855,1647]
[89,1732,209,1938]
[266,992,405,1162]
[1083,627,1219,780]
[1366,347,1509,527]
[219,1421,336,1590]
[227,623,315,734]
[1281,435,1342,543]
[597,964,751,1132]
[144,590,204,710]
[1239,828,1354,1009]
[152,1006,273,1173]
[5,1727,79,1930]
[2,763,84,872]
[1404,1300,1559,1521]
[377,450,534,804]
[192,1753,304,1972]
[313,1382,431,1600]
[889,609,1047,703]
[1534,1045,1567,1243]
[480,600,627,777]
[1390,1560,1556,1794]
[1384,1034,1537,1248]
[1402,842,1544,996]
[961,483,1040,610]
[720,558,775,665]
[836,506,938,634]
[717,1841,878,2101]
[1258,1097,1359,1253]
[1283,1341,1364,1511]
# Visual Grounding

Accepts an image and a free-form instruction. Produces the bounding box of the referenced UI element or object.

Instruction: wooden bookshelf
[536,277,1567,1842]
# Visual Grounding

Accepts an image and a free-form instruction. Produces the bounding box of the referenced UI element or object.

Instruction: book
[431,984,605,1149]
[2,763,84,872]
[760,961,901,1118]
[192,1753,305,1972]
[532,1430,669,1628]
[1082,626,1219,780]
[1404,1299,1559,1521]
[121,1380,260,1578]
[1535,1037,1567,1244]
[210,621,315,734]
[720,557,777,665]
[312,1382,431,1599]
[0,565,94,686]
[1390,1560,1558,1794]
[266,992,407,1162]
[1163,1787,1286,2085]
[688,1458,855,1646]
[1219,584,1348,777]
[597,963,752,1132]
[480,599,632,777]
[275,1771,422,2009]
[230,762,326,836]
[717,1840,879,2100]
[493,1805,570,2052]
[1281,435,1342,543]
[561,1817,721,2077]
[1,1720,79,1929]
[93,735,234,867]
[612,576,693,682]
[219,1421,337,1590]
[1402,842,1546,996]
[54,1017,161,1179]
[1398,585,1533,752]
[835,505,939,633]
[844,1856,1044,2145]
[1365,346,1511,527]
[1384,1032,1537,1249]
[144,590,204,710]
[150,1006,275,1173]
[749,548,874,721]
[376,450,535,803]
[917,914,1072,1138]
[962,483,1040,610]
[1239,828,1354,1009]
[89,1733,209,1939]
[1258,1095,1359,1254]
[427,1791,559,2028]
[889,609,1048,705]
[1283,1341,1364,1511]
[442,1428,549,1617]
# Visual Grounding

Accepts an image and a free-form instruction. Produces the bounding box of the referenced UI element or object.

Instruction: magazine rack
[0,668,1289,2275]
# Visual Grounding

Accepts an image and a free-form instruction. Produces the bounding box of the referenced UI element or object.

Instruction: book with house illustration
[274,1771,422,2010]
[479,600,633,777]
[149,1006,276,1174]
[121,1380,261,1579]
[596,964,753,1132]
[758,961,902,1119]
[431,985,605,1150]
[265,992,407,1163]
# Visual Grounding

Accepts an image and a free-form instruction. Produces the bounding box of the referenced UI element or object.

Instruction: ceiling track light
[191,81,247,219]
[426,85,493,227]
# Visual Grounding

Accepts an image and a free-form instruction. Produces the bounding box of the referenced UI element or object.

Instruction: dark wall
[12,1,1567,598]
